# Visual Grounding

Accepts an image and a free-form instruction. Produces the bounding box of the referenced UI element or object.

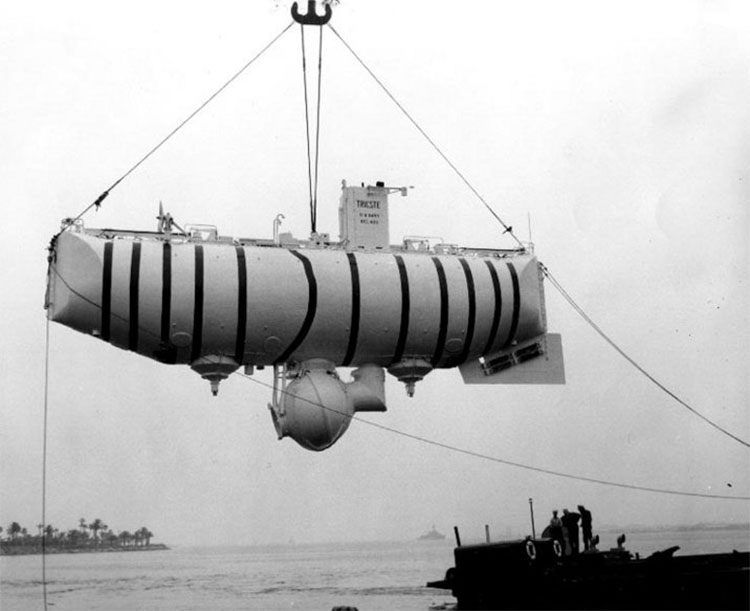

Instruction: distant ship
[418,525,446,541]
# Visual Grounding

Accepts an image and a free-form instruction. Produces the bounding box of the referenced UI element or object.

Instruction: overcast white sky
[1,0,748,547]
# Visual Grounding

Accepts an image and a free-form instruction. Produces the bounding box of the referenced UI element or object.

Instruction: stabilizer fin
[459,333,565,385]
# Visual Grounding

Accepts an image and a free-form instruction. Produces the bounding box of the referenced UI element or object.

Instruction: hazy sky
[1,0,748,547]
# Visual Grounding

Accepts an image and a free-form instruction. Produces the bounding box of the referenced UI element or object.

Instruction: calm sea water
[2,527,748,611]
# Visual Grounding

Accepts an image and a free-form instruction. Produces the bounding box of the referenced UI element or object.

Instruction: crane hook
[291,1,333,26]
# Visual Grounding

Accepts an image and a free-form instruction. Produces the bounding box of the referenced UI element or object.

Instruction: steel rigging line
[327,23,525,249]
[49,21,294,251]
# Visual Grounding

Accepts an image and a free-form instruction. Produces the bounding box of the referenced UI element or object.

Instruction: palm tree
[88,518,106,543]
[67,528,81,547]
[118,531,132,547]
[9,522,21,541]
[139,527,154,547]
[102,529,117,547]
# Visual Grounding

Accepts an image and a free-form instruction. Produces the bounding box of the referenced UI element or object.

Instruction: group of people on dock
[545,505,595,556]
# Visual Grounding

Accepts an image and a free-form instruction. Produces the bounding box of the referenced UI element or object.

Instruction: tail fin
[459,333,565,385]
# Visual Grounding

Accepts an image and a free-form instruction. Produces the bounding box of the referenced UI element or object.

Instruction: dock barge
[427,536,749,609]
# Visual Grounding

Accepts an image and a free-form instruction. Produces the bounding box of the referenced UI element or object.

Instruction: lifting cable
[314,28,324,232]
[542,264,750,449]
[300,24,325,233]
[327,23,525,249]
[48,21,295,252]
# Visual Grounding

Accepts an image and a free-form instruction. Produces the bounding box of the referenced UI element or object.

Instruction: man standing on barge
[561,509,581,555]
[548,510,563,548]
[578,505,593,551]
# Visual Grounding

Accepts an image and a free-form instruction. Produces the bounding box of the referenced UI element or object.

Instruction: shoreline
[596,522,750,535]
[0,543,169,557]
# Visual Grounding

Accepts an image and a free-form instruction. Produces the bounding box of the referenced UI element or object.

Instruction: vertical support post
[529,498,536,539]
[485,524,490,543]
[453,526,462,547]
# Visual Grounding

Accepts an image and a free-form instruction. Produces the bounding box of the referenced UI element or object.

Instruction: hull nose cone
[47,231,105,338]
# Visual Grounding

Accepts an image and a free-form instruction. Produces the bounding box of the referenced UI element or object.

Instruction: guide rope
[541,264,750,449]
[327,23,525,249]
[42,317,51,611]
[236,371,749,501]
